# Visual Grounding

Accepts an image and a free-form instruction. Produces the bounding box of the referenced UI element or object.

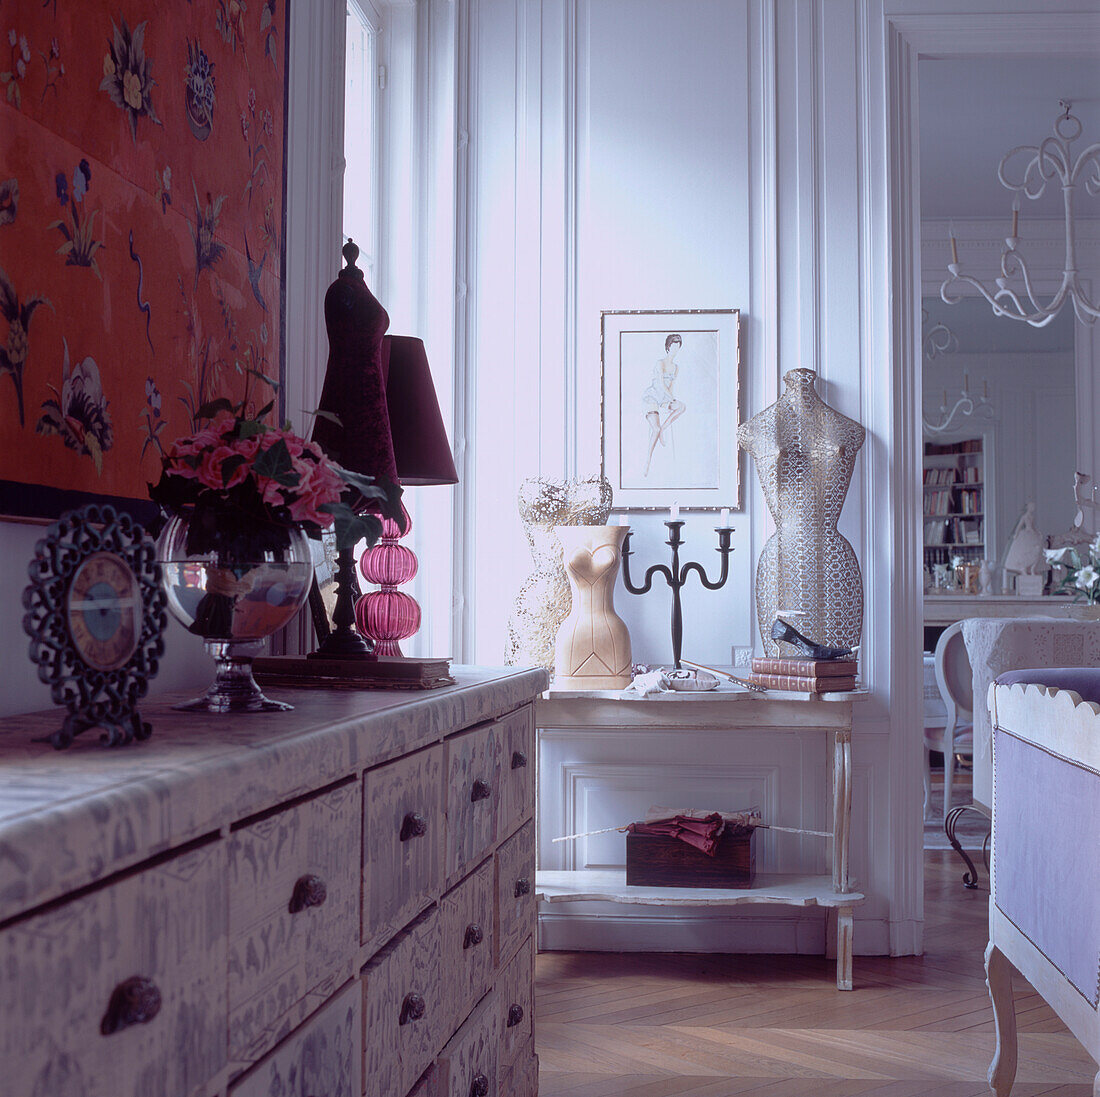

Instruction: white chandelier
[921,309,959,360]
[923,371,995,437]
[941,102,1100,328]
[920,310,994,435]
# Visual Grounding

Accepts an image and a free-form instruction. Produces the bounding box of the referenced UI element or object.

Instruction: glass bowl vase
[157,514,313,712]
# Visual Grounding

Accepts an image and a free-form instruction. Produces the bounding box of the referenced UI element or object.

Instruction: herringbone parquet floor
[535,851,1096,1095]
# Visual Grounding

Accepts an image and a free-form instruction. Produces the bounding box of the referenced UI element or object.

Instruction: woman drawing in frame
[642,332,685,477]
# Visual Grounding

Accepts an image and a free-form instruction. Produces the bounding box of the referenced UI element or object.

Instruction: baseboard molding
[889,916,924,957]
[537,907,892,956]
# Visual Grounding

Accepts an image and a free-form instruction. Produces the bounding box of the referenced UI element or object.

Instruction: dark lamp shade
[382,335,458,486]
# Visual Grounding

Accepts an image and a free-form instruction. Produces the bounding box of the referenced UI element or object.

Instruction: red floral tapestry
[0,1,288,520]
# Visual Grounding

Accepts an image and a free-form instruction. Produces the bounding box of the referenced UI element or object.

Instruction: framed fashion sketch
[600,309,741,510]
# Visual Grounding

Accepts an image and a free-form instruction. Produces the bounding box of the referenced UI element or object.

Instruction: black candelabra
[621,520,734,670]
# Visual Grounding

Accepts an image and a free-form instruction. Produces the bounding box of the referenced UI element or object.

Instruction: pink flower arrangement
[150,408,399,558]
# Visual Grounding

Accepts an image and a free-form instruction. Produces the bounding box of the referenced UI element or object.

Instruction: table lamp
[355,334,458,657]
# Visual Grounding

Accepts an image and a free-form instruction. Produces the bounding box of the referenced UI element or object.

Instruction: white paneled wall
[456,0,902,954]
[452,0,1097,957]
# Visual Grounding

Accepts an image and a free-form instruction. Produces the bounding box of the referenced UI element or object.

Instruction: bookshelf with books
[923,437,985,568]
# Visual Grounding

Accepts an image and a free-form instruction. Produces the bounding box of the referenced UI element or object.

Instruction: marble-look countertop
[0,665,547,924]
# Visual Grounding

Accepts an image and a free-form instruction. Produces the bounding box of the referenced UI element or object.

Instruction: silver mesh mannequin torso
[738,369,865,656]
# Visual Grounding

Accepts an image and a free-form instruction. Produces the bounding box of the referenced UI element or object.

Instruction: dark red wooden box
[625,828,756,889]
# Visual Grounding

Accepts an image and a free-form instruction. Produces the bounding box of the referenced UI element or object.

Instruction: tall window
[344,0,380,281]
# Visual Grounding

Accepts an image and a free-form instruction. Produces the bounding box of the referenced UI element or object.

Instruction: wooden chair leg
[986,941,1018,1097]
[836,905,854,991]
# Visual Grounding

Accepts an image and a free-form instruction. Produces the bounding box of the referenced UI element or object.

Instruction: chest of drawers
[0,666,546,1097]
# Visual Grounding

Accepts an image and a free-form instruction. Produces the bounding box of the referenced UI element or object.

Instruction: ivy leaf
[320,501,383,552]
[221,454,248,486]
[255,399,275,421]
[253,436,299,486]
[237,418,268,439]
[310,408,343,428]
[337,471,385,498]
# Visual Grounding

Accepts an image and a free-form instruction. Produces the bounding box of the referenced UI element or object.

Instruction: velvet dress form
[312,241,398,487]
[737,368,865,656]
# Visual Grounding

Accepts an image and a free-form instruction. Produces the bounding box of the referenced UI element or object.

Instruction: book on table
[751,656,857,677]
[749,672,857,693]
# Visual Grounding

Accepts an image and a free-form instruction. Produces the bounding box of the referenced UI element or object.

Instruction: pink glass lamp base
[356,506,420,656]
[356,590,421,656]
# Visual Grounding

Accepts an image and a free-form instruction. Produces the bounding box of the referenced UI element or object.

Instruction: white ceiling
[919,55,1100,221]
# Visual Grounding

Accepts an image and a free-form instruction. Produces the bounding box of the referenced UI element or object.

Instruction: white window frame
[344,0,384,286]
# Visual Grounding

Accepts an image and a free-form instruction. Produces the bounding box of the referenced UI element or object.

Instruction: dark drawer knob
[100,975,162,1035]
[400,811,428,841]
[399,992,426,1025]
[469,1073,489,1097]
[507,1003,524,1028]
[511,750,528,770]
[289,874,327,913]
[463,922,483,949]
[514,877,531,898]
[470,779,492,803]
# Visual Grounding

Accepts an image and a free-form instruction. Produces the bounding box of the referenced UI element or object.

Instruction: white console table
[534,687,865,990]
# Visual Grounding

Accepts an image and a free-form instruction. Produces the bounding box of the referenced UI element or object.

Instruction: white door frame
[883,6,1100,942]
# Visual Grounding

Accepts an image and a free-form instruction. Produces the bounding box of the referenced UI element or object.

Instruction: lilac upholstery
[995,667,1100,706]
[993,726,1100,1006]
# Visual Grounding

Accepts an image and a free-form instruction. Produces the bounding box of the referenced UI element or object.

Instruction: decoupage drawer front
[407,1076,431,1097]
[228,780,360,1067]
[363,906,445,1097]
[494,819,535,967]
[498,935,534,1070]
[230,979,361,1097]
[445,723,501,885]
[363,744,443,952]
[497,705,534,839]
[1,841,227,1097]
[499,1042,538,1097]
[427,989,501,1097]
[439,857,494,1034]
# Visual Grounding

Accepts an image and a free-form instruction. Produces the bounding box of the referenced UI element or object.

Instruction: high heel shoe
[770,617,854,660]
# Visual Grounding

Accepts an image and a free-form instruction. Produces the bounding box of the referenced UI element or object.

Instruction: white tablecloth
[962,616,1100,807]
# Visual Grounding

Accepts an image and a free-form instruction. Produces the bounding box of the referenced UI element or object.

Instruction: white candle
[617,514,628,526]
[670,502,680,522]
[720,507,730,528]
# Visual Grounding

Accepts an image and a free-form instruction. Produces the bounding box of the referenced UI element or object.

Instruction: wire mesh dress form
[505,475,613,672]
[737,368,865,657]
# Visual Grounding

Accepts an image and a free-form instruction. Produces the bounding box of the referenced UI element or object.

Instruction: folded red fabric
[628,812,725,856]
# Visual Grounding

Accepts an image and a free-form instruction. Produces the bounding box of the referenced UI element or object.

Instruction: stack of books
[749,655,858,693]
